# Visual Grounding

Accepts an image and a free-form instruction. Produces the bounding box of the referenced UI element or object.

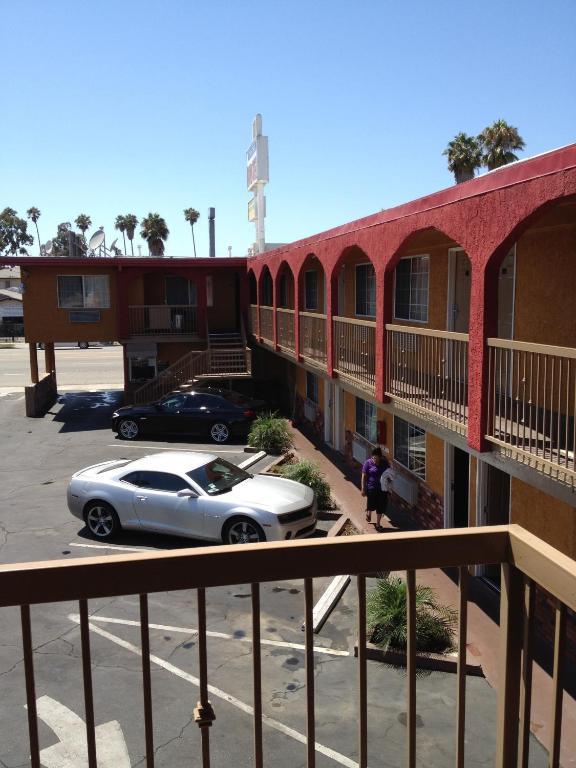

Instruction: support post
[28,343,39,384]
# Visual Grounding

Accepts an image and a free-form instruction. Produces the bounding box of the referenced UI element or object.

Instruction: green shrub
[279,459,333,509]
[367,576,456,655]
[247,412,293,455]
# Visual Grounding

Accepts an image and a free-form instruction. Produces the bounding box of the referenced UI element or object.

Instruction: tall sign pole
[247,114,269,254]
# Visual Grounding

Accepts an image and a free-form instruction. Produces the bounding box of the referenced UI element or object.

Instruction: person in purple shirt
[361,446,389,531]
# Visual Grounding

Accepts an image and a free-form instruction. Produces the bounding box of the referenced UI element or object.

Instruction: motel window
[57,275,110,309]
[394,417,426,479]
[306,371,319,404]
[394,255,429,322]
[261,272,273,306]
[355,397,377,444]
[355,263,376,317]
[304,270,318,311]
[279,274,288,308]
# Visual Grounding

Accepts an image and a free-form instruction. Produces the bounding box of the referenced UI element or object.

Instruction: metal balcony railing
[299,312,327,367]
[277,308,296,354]
[0,525,572,768]
[385,324,469,435]
[249,304,258,337]
[129,305,198,336]
[259,306,274,343]
[487,339,576,485]
[333,316,376,393]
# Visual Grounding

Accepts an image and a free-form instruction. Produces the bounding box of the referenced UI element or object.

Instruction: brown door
[483,465,510,587]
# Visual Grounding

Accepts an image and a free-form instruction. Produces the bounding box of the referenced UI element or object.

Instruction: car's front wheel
[223,517,265,545]
[78,341,89,349]
[84,501,121,540]
[118,419,140,440]
[210,422,230,443]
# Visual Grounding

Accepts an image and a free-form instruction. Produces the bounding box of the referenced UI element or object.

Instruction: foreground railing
[299,311,327,367]
[259,306,274,343]
[276,308,295,354]
[1,525,573,768]
[487,338,576,485]
[333,317,376,393]
[385,324,469,435]
[129,305,198,336]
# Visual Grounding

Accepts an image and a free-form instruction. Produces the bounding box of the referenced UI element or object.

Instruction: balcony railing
[129,305,198,336]
[259,306,274,343]
[249,304,258,337]
[386,324,469,435]
[276,307,295,354]
[1,525,572,768]
[487,338,576,484]
[299,311,327,367]
[333,316,376,393]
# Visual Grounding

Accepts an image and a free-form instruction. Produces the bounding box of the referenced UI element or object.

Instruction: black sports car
[112,390,267,443]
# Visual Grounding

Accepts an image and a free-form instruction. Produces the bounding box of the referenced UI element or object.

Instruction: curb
[238,451,267,470]
[353,642,484,677]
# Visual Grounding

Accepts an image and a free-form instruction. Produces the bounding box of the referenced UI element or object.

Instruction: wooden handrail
[276,307,295,314]
[299,311,327,320]
[487,337,576,359]
[333,315,376,328]
[386,323,469,342]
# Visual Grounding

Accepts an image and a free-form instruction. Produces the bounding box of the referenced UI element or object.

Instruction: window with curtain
[394,417,426,478]
[394,256,429,322]
[355,263,376,317]
[57,275,110,308]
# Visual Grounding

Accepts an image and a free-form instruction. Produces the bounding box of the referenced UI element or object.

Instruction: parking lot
[0,390,547,768]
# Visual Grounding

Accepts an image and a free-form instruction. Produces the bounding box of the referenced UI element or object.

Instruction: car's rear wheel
[210,422,230,443]
[78,341,89,349]
[223,517,265,545]
[84,501,121,540]
[118,419,140,440]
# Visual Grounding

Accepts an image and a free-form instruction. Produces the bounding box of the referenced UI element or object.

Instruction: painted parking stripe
[68,542,158,553]
[106,444,242,454]
[70,613,349,657]
[69,617,357,768]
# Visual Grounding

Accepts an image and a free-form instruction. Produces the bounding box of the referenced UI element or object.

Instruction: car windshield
[187,459,250,496]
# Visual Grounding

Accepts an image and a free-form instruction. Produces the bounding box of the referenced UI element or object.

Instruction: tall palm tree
[443,133,482,184]
[124,214,138,256]
[75,214,91,254]
[115,215,128,254]
[479,119,525,170]
[183,208,200,258]
[140,213,169,257]
[26,207,42,253]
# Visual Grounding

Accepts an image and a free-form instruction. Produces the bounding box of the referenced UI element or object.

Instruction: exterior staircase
[132,324,252,404]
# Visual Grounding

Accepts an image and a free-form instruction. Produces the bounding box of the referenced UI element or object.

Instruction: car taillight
[244,409,256,418]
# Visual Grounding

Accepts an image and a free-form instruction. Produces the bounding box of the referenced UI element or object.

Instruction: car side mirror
[177,488,198,498]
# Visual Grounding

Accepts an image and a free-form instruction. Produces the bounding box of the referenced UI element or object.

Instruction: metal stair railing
[132,350,210,404]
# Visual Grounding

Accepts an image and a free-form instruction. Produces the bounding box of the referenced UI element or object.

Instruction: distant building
[0,267,22,292]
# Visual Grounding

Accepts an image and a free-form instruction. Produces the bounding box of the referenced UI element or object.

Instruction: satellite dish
[44,241,53,255]
[110,239,118,251]
[88,229,105,251]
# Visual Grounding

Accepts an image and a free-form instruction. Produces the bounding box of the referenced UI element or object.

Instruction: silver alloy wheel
[227,519,264,544]
[119,419,139,440]
[210,422,230,443]
[87,504,115,538]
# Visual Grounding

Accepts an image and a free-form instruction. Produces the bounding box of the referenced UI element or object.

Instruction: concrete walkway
[290,425,576,767]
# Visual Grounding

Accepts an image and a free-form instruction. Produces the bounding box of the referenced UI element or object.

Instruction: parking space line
[69,617,357,768]
[106,444,242,454]
[68,542,158,553]
[73,613,349,656]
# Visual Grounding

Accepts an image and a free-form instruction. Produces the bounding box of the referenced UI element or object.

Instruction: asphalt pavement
[0,390,548,768]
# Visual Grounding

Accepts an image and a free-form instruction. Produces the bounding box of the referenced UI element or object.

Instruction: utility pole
[208,208,216,258]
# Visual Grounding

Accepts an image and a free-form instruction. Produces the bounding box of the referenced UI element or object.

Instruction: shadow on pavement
[50,390,124,432]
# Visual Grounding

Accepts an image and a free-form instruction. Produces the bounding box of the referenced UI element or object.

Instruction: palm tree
[443,133,482,184]
[26,207,42,253]
[140,213,169,257]
[115,215,128,254]
[479,119,525,170]
[75,214,91,254]
[183,208,200,257]
[124,214,138,256]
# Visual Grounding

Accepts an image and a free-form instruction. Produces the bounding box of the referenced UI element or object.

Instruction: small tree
[279,459,333,509]
[247,413,293,455]
[0,208,33,257]
[51,222,72,258]
[27,207,42,253]
[479,119,525,170]
[124,214,138,256]
[183,208,200,258]
[443,132,482,184]
[115,214,127,254]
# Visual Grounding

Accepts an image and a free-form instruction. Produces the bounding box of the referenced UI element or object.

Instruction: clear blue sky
[2,0,575,258]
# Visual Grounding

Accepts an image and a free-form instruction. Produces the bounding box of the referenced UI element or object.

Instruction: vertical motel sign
[247,114,269,254]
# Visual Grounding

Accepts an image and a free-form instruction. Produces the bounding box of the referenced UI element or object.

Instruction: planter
[353,638,484,677]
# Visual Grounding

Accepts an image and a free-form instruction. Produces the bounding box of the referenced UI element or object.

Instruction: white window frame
[355,397,377,444]
[393,416,426,479]
[355,262,376,318]
[393,255,429,323]
[57,275,110,309]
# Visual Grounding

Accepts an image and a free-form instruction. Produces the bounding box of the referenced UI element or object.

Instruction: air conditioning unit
[352,438,370,465]
[393,472,419,507]
[304,400,317,423]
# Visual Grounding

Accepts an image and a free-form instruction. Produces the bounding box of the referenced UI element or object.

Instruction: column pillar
[28,342,39,384]
[325,273,337,378]
[294,274,301,360]
[375,266,388,403]
[44,342,57,390]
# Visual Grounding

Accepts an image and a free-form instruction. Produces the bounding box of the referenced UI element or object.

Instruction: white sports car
[67,452,317,545]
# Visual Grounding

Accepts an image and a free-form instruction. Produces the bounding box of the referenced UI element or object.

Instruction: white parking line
[69,617,357,768]
[106,444,242,454]
[72,613,349,657]
[68,542,158,553]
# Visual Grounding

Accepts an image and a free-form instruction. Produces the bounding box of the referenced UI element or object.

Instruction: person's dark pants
[366,489,388,526]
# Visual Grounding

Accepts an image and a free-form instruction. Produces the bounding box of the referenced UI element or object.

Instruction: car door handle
[136,496,147,502]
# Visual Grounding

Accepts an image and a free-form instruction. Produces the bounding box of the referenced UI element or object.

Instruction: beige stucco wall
[511,476,576,559]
